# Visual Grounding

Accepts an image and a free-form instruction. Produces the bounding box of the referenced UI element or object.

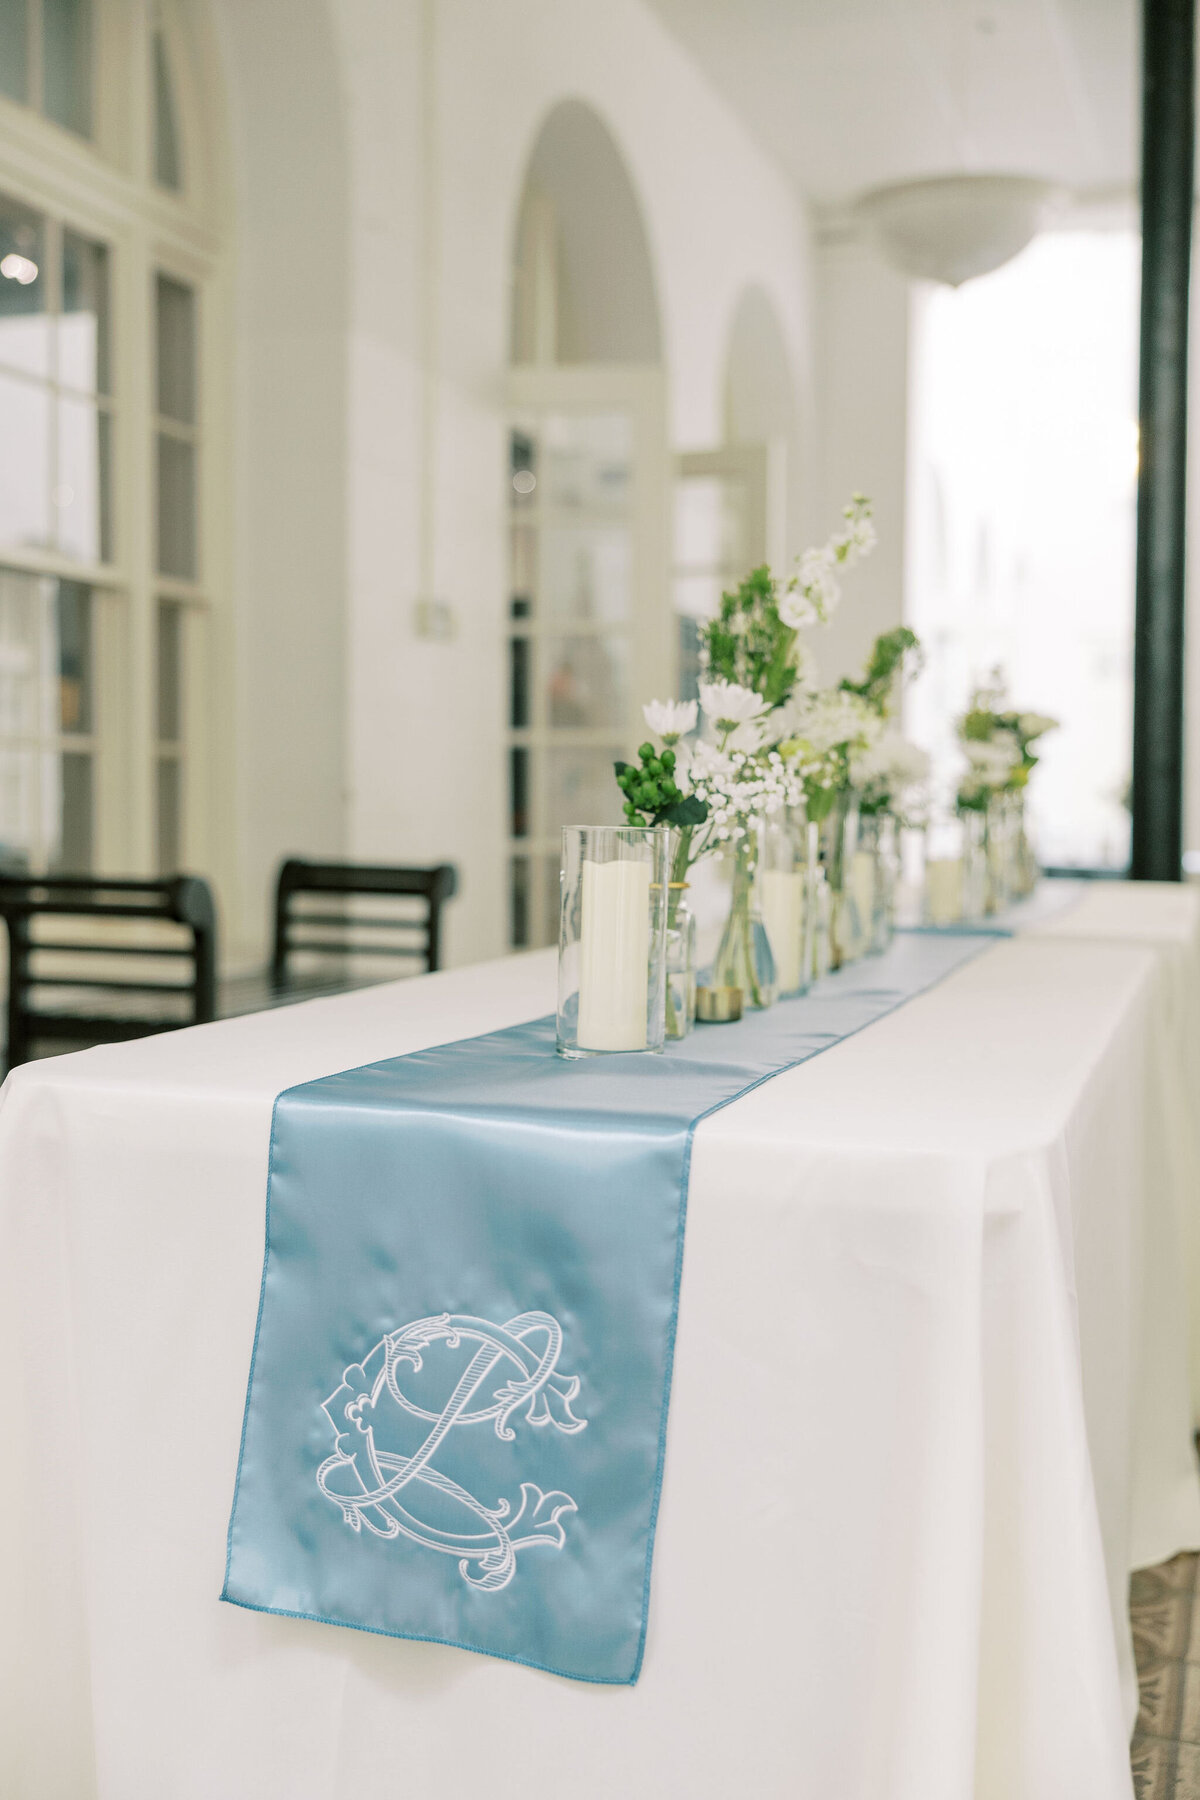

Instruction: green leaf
[662,795,709,826]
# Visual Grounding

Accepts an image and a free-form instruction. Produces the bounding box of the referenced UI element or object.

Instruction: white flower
[642,697,697,743]
[851,731,931,794]
[778,585,823,631]
[792,689,881,757]
[698,680,770,733]
[834,513,877,562]
[1018,712,1058,742]
[965,737,1021,786]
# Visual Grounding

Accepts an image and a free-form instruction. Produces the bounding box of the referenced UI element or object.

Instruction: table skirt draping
[0,911,1197,1799]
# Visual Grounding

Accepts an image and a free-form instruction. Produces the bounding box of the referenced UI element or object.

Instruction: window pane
[48,749,91,870]
[42,0,92,137]
[0,746,34,870]
[509,855,529,948]
[540,523,631,624]
[510,427,536,509]
[157,601,182,742]
[57,581,91,735]
[57,396,111,562]
[0,374,51,552]
[156,756,181,872]
[61,231,110,394]
[545,634,627,728]
[0,569,42,739]
[509,746,528,839]
[156,433,196,577]
[0,0,27,103]
[510,522,536,617]
[544,748,625,837]
[153,30,182,190]
[539,413,632,510]
[0,195,49,378]
[156,275,196,424]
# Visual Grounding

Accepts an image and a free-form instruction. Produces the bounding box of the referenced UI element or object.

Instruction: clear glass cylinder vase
[822,791,872,970]
[757,809,816,998]
[556,825,670,1057]
[924,815,965,925]
[1012,793,1038,897]
[665,884,696,1041]
[711,840,777,1011]
[860,812,897,955]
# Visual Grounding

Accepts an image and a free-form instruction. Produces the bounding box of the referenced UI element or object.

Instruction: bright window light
[906,230,1139,870]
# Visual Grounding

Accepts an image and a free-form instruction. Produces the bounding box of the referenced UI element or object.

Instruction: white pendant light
[853,174,1062,287]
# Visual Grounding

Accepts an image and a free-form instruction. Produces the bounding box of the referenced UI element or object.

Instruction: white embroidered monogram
[317,1311,587,1592]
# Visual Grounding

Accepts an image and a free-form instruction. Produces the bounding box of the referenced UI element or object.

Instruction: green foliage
[699,565,802,710]
[614,745,709,830]
[839,625,921,715]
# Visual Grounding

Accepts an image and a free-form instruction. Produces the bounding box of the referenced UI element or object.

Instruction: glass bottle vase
[711,841,777,1010]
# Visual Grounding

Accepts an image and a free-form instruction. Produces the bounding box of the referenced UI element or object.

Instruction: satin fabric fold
[223,930,994,1684]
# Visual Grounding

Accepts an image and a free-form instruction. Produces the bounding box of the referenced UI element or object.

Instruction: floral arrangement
[956,674,1059,812]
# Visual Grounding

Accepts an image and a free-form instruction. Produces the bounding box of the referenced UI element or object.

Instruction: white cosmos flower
[698,679,770,733]
[642,697,698,743]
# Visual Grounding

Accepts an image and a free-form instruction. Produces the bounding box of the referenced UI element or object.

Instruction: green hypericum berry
[638,742,655,762]
[661,749,675,771]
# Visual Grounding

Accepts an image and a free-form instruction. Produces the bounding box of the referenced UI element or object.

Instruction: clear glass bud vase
[711,840,777,1010]
[665,884,696,1040]
[757,809,816,997]
[556,825,670,1057]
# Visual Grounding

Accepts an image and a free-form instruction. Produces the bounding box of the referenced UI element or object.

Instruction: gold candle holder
[695,984,743,1024]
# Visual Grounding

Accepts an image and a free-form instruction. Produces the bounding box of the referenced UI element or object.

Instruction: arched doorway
[506,100,667,948]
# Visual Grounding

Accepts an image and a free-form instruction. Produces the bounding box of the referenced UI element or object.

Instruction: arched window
[0,0,224,879]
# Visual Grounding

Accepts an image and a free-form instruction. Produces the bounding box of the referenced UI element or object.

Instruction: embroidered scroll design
[317,1311,587,1592]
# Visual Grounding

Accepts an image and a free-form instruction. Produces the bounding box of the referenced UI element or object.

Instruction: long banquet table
[1,882,1199,1800]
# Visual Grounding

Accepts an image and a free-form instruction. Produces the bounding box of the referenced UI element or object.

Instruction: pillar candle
[925,857,963,925]
[758,868,804,995]
[577,857,651,1051]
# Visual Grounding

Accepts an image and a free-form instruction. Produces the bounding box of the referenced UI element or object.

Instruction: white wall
[325,0,818,965]
[811,232,912,689]
[210,0,351,960]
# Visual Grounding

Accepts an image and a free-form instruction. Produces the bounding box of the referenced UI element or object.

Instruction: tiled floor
[1132,1553,1200,1797]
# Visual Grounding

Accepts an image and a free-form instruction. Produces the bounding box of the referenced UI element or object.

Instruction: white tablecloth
[1,889,1198,1800]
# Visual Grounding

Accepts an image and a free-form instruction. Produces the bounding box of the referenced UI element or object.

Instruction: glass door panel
[505,371,667,948]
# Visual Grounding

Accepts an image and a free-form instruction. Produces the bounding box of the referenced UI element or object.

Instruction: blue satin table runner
[223,930,995,1684]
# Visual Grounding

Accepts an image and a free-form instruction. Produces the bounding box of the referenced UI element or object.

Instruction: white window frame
[0,0,229,892]
[504,363,669,948]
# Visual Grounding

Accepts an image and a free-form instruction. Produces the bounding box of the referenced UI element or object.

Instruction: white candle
[758,868,804,995]
[925,857,963,925]
[577,857,651,1051]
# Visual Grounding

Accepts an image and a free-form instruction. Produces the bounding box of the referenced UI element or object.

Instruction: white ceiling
[644,0,1138,209]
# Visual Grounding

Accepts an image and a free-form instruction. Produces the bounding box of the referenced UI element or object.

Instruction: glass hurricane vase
[556,824,670,1057]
